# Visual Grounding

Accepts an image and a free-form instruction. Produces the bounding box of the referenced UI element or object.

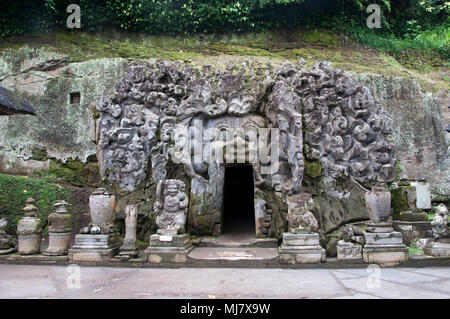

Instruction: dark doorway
[223,164,255,235]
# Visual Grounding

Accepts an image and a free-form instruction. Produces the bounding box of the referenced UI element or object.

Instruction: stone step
[188,247,279,263]
[196,236,278,248]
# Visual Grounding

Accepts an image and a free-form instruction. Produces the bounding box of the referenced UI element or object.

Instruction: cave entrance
[222,164,255,236]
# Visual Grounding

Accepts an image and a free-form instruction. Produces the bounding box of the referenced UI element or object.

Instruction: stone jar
[89,188,115,232]
[365,187,391,222]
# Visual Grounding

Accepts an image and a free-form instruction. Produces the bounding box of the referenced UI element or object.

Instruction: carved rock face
[96,59,396,236]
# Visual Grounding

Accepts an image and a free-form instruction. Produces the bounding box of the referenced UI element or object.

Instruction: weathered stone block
[364,231,404,246]
[423,238,450,257]
[282,233,320,246]
[337,241,362,260]
[69,233,120,261]
[18,234,41,255]
[44,232,71,256]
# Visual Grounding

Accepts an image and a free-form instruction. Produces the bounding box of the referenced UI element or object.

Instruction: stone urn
[44,201,72,256]
[365,187,391,222]
[17,198,42,255]
[89,188,115,233]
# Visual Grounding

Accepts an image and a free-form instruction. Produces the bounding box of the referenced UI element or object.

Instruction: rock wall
[0,47,128,175]
[352,73,449,196]
[0,48,448,239]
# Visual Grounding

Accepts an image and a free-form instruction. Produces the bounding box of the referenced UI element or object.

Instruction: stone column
[279,193,325,264]
[363,187,408,265]
[118,204,138,260]
[44,201,72,256]
[17,198,42,255]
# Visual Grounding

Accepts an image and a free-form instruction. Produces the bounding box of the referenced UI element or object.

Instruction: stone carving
[44,201,72,256]
[424,204,450,257]
[154,179,188,235]
[17,198,42,255]
[0,218,15,255]
[95,59,395,237]
[118,204,138,259]
[431,203,449,239]
[286,193,318,233]
[298,61,395,196]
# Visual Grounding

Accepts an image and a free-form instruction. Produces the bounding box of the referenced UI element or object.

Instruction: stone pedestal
[18,234,41,255]
[423,238,450,257]
[44,232,71,256]
[279,232,325,264]
[145,234,193,264]
[117,204,138,260]
[69,233,120,262]
[363,223,408,265]
[44,201,72,256]
[337,240,362,261]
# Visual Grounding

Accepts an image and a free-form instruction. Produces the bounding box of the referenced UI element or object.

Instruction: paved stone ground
[0,264,449,299]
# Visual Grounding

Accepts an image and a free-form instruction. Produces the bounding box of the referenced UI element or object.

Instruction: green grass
[408,247,424,255]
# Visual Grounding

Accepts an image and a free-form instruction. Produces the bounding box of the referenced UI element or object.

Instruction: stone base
[116,242,138,260]
[393,220,432,246]
[366,221,394,233]
[69,233,120,262]
[423,238,450,257]
[337,241,362,260]
[363,230,408,265]
[18,234,41,255]
[279,232,325,264]
[145,234,193,263]
[363,247,409,265]
[0,253,69,262]
[44,232,71,256]
[0,248,15,255]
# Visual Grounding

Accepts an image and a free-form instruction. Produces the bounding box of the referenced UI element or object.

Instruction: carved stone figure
[431,203,449,239]
[154,179,188,235]
[286,193,318,233]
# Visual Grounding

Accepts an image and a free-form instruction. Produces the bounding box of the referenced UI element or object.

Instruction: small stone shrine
[362,187,408,265]
[17,198,42,255]
[279,193,325,264]
[69,188,120,261]
[44,201,72,256]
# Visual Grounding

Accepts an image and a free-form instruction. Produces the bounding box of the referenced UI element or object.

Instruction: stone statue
[286,193,319,233]
[431,203,449,239]
[154,179,188,235]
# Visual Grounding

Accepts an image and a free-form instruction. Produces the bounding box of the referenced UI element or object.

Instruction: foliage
[0,0,447,38]
[0,174,73,235]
